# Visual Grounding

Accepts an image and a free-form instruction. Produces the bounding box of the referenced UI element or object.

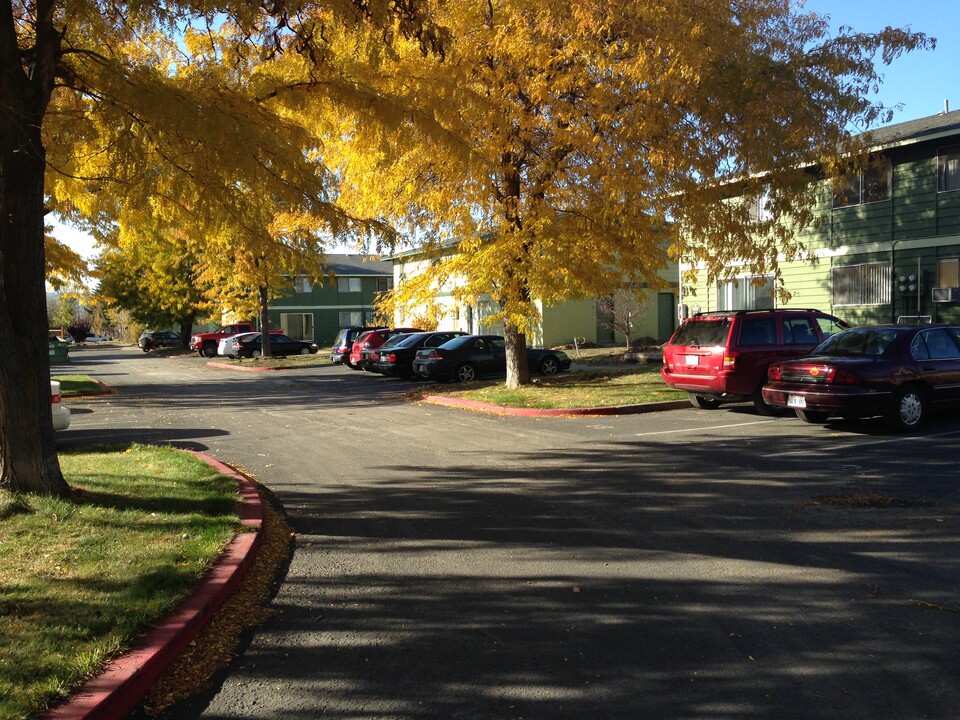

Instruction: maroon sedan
[762,324,960,432]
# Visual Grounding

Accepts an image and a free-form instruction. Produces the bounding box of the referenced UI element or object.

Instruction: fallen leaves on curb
[139,480,293,717]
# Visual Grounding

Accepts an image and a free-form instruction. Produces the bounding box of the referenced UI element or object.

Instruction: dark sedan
[138,330,181,352]
[232,332,319,359]
[412,334,572,382]
[762,324,960,432]
[371,331,468,378]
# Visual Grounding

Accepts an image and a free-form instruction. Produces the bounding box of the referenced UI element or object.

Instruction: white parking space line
[764,427,960,458]
[635,419,780,437]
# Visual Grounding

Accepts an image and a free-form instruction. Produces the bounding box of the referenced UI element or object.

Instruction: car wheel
[141,347,150,353]
[300,347,311,355]
[538,356,560,375]
[456,363,477,382]
[796,409,830,424]
[688,394,721,410]
[752,384,784,416]
[201,342,218,358]
[885,385,926,432]
[252,349,262,359]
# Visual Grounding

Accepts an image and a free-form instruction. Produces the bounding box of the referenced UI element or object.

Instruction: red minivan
[660,308,848,414]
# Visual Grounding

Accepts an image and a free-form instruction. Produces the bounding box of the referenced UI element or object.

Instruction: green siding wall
[684,133,960,326]
[268,276,387,344]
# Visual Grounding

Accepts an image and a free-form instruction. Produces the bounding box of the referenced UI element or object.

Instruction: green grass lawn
[0,445,241,720]
[52,375,104,396]
[420,365,685,409]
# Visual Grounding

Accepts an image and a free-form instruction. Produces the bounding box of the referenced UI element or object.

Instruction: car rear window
[669,318,731,347]
[816,328,901,357]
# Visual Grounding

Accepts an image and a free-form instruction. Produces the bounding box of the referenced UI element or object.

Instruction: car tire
[142,347,150,353]
[252,349,262,359]
[796,409,830,424]
[688,394,721,410]
[752,384,784,416]
[201,342,218,358]
[456,363,477,382]
[538,356,560,375]
[885,385,926,432]
[300,347,311,355]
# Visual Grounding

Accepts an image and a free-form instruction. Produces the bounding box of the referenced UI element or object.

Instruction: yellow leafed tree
[1,0,441,495]
[322,0,931,387]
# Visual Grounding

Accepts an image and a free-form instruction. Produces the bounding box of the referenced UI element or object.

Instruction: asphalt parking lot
[59,346,960,719]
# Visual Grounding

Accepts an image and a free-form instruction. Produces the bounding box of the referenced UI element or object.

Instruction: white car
[217,332,258,358]
[51,380,71,431]
[83,334,109,343]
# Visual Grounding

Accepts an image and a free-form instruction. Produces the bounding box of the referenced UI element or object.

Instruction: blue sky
[52,2,960,264]
[802,0,959,122]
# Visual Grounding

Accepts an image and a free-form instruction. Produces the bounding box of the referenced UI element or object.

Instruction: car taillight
[827,368,859,385]
[767,365,782,381]
[723,354,737,369]
[420,350,441,360]
[386,353,397,363]
[51,393,61,404]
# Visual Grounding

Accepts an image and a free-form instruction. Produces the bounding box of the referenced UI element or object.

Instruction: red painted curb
[45,453,263,720]
[420,395,689,417]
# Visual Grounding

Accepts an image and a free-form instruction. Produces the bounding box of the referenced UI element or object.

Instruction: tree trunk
[258,285,271,357]
[178,318,194,349]
[0,64,70,495]
[503,321,529,389]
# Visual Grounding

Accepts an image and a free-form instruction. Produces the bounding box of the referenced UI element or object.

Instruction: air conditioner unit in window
[931,287,960,303]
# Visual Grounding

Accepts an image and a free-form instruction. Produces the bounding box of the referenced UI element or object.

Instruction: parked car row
[217,332,319,359]
[660,307,960,432]
[337,327,573,382]
[138,330,182,351]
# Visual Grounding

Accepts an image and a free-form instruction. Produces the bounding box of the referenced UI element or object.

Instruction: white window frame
[938,258,959,289]
[832,262,891,306]
[280,313,314,340]
[939,145,960,193]
[294,276,312,293]
[338,311,364,327]
[716,275,775,311]
[337,277,362,293]
[833,157,892,208]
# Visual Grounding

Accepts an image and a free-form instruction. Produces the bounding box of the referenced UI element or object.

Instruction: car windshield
[670,318,732,347]
[812,328,901,357]
[393,333,429,348]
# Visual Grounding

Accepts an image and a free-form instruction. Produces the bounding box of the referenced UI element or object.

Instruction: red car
[661,308,848,414]
[762,324,960,432]
[347,328,420,371]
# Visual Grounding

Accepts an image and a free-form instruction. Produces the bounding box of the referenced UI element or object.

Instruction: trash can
[49,338,70,364]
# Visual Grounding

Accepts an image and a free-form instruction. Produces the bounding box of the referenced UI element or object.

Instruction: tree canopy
[323,0,931,385]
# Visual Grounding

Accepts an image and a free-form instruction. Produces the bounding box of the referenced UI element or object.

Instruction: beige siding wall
[538,299,598,348]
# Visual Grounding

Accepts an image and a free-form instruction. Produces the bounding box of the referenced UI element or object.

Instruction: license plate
[684,354,699,366]
[787,395,806,409]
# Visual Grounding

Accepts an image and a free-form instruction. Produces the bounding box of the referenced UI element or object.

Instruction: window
[338,277,362,293]
[782,317,817,345]
[939,258,959,288]
[339,311,364,327]
[281,313,314,340]
[738,317,777,346]
[376,277,393,292]
[832,262,891,306]
[911,328,960,360]
[294,276,312,293]
[747,190,772,222]
[833,157,892,207]
[939,145,960,192]
[716,275,775,311]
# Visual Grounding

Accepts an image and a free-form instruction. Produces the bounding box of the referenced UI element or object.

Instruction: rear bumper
[762,383,893,416]
[660,368,754,399]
